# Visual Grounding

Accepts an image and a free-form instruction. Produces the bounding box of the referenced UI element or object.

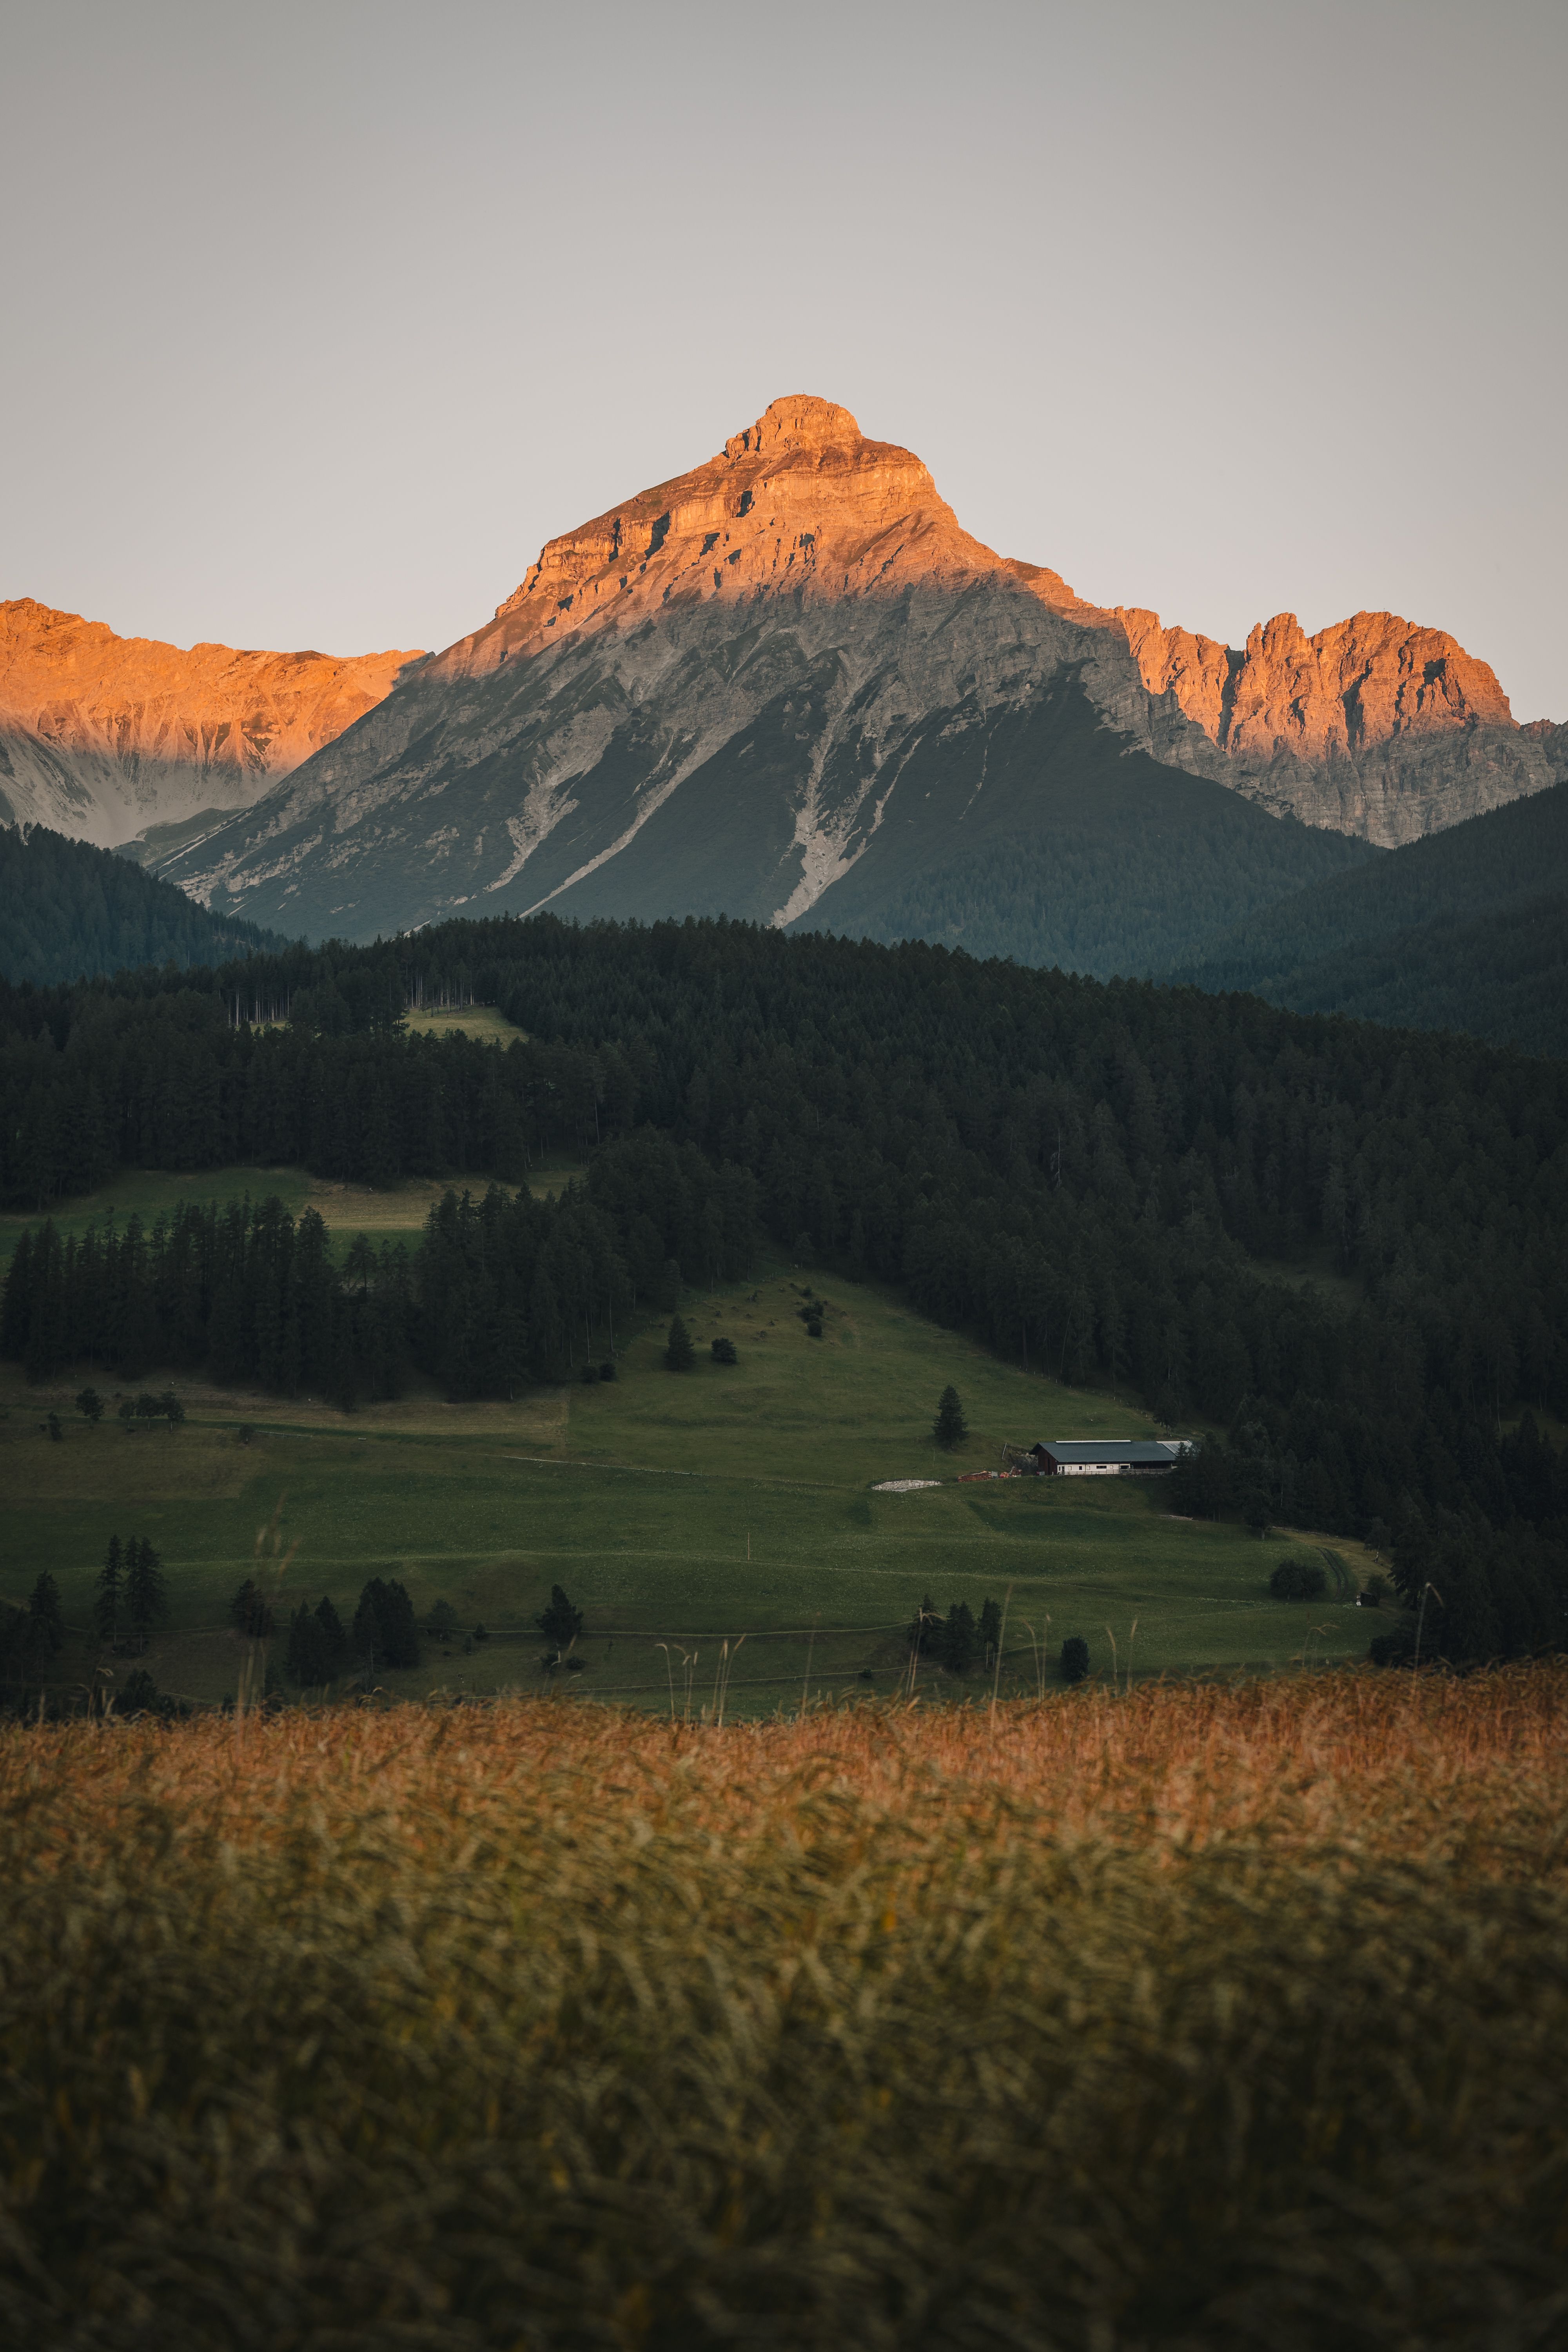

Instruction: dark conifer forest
[0,824,284,986]
[3,911,1566,1657]
[1174,780,1568,1056]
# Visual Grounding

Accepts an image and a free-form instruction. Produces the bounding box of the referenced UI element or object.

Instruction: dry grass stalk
[2,1670,1566,2346]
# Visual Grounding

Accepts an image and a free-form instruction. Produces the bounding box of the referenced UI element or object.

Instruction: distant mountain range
[0,598,421,849]
[131,396,1559,954]
[4,394,1563,1029]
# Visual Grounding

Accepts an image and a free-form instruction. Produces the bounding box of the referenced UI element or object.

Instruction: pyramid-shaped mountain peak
[483,395,996,645]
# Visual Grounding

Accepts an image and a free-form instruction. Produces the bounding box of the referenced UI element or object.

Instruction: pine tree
[1060,1635,1090,1684]
[229,1579,274,1639]
[380,1580,420,1668]
[933,1386,967,1449]
[906,1594,940,1657]
[94,1536,123,1644]
[123,1538,169,1648]
[978,1596,1003,1666]
[939,1601,977,1674]
[352,1577,421,1671]
[285,1602,320,1685]
[665,1316,695,1372]
[27,1572,64,1656]
[314,1595,348,1675]
[537,1584,584,1648]
[352,1579,387,1668]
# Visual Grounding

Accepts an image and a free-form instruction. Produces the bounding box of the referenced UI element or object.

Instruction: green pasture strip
[0,1159,587,1269]
[402,1005,530,1045]
[0,1256,1381,1713]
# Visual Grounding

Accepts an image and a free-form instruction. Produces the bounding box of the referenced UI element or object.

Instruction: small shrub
[1061,1635,1091,1684]
[599,1361,616,1381]
[1270,1556,1328,1602]
[116,1668,158,1717]
[711,1337,738,1365]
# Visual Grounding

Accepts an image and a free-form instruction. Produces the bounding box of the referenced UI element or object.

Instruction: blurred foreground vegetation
[3,1670,1566,2347]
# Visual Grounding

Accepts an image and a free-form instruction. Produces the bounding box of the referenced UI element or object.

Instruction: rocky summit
[82,396,1568,944]
[0,600,421,849]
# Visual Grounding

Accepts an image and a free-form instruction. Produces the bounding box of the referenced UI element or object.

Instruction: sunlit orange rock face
[0,599,422,847]
[454,392,1089,673]
[1122,604,1516,755]
[1114,596,1551,842]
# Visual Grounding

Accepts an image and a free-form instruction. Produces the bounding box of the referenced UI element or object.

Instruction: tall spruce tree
[229,1580,275,1639]
[123,1538,169,1650]
[93,1537,123,1645]
[314,1595,348,1675]
[352,1578,421,1671]
[27,1572,64,1656]
[940,1601,977,1674]
[934,1387,967,1449]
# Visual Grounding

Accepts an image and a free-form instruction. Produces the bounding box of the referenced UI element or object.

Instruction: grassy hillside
[4,1673,1565,2345]
[1,1231,1385,1715]
[1174,779,1568,1053]
[0,821,285,984]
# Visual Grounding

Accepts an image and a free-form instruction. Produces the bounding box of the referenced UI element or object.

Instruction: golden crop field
[3,1669,1565,2347]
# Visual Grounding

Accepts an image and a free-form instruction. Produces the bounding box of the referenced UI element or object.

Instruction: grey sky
[5,0,1564,718]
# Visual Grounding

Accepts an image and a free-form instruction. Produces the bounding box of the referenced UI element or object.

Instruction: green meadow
[0,1171,1383,1714]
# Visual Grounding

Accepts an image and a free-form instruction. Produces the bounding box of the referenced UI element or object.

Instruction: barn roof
[1031,1440,1182,1465]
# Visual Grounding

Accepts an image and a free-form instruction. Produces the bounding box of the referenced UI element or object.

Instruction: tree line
[3,1136,757,1397]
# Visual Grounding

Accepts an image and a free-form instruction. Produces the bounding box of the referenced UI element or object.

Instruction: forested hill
[1172,782,1568,1055]
[3,912,1567,1662]
[0,824,285,985]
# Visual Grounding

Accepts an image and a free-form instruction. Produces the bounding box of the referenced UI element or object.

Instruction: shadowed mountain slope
[1173,781,1568,1055]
